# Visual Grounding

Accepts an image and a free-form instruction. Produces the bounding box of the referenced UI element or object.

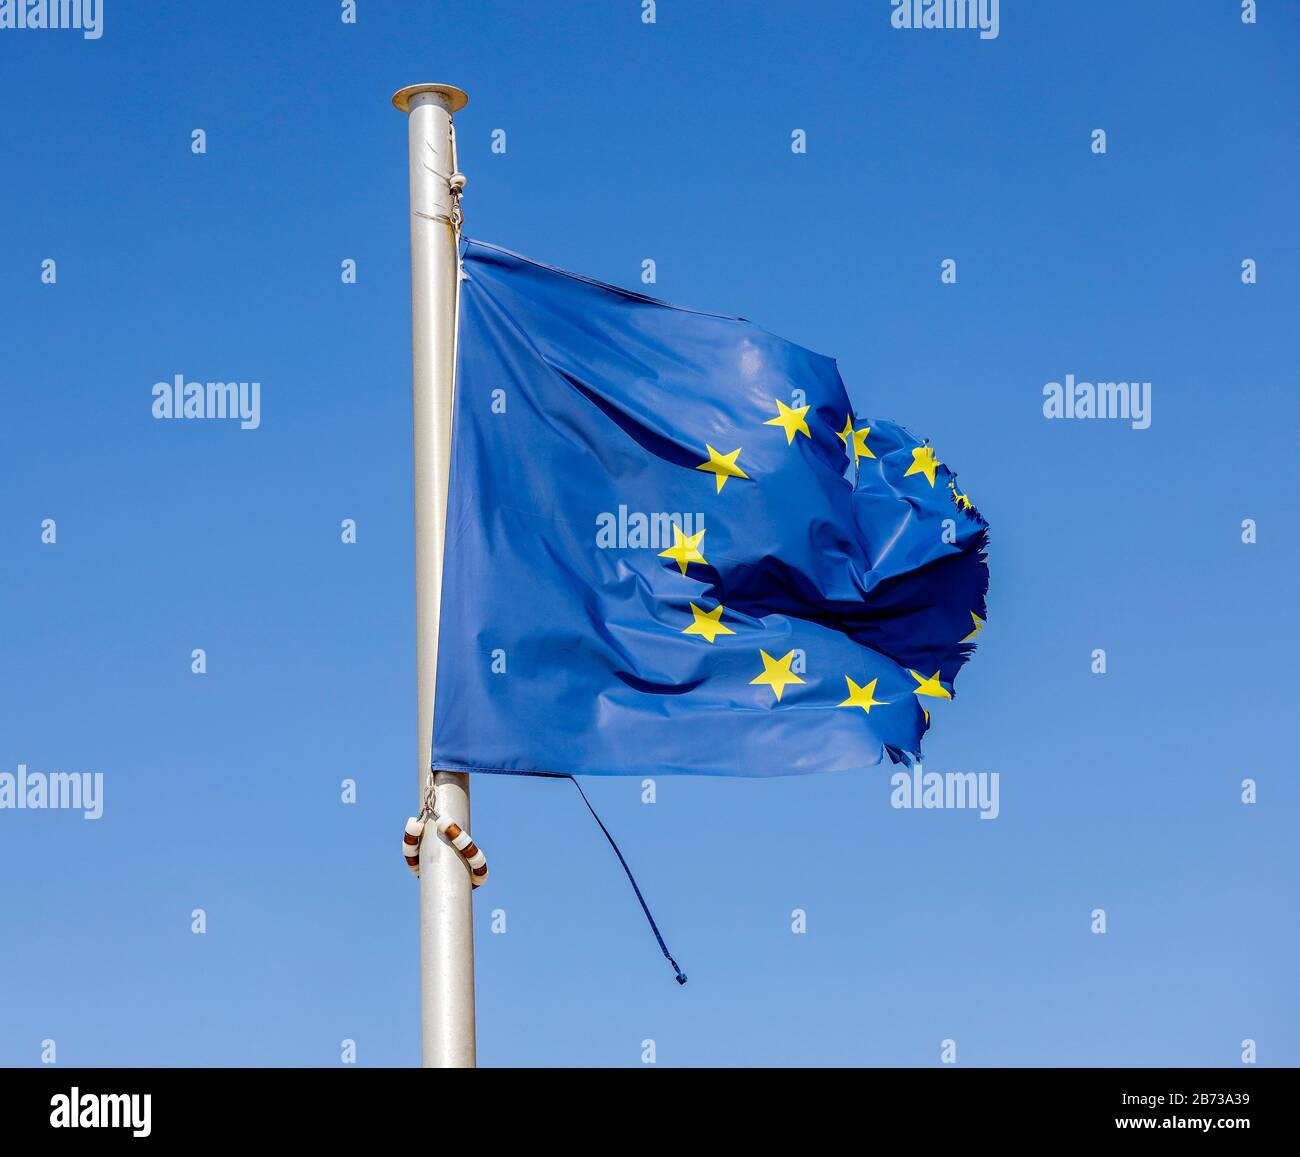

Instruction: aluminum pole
[392,81,475,1069]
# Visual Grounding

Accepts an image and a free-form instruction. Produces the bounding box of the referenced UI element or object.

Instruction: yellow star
[948,478,973,510]
[764,398,811,444]
[904,446,940,487]
[695,444,749,493]
[749,649,805,702]
[838,415,854,448]
[658,525,707,575]
[837,676,888,714]
[852,427,875,462]
[954,489,972,510]
[961,612,984,643]
[682,602,733,643]
[909,669,952,699]
[836,415,876,464]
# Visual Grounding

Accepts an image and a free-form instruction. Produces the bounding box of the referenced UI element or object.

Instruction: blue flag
[432,240,989,778]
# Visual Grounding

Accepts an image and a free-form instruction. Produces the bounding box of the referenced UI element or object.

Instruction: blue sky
[1,0,1297,1067]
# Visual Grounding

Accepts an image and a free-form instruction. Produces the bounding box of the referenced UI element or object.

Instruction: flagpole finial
[392,83,469,114]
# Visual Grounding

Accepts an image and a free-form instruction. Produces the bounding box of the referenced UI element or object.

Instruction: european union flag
[432,241,989,778]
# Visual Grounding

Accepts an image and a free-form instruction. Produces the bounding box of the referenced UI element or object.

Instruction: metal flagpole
[392,82,476,1068]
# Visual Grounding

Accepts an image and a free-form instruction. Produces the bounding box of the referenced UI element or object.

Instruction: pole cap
[392,84,469,114]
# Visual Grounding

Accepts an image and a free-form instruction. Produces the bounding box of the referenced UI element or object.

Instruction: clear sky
[1,0,1297,1067]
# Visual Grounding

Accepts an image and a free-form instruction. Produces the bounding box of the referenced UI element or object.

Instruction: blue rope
[568,776,687,985]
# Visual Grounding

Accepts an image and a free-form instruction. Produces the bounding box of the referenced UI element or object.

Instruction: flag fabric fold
[431,239,989,777]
